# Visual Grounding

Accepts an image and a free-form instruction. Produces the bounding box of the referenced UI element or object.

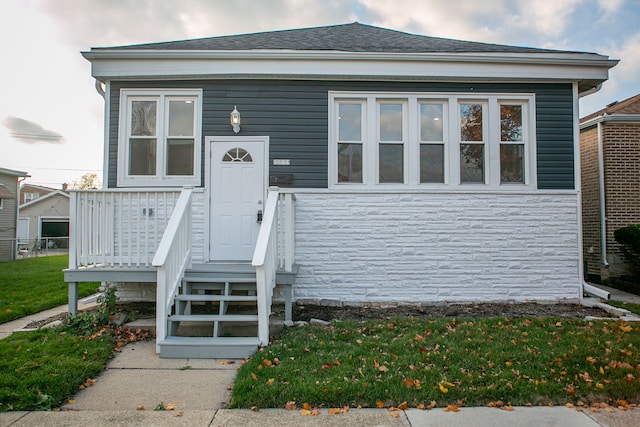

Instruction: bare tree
[69,172,102,190]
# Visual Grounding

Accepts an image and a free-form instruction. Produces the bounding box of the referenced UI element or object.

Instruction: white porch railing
[152,188,193,351]
[69,189,181,269]
[252,187,282,346]
[277,192,296,272]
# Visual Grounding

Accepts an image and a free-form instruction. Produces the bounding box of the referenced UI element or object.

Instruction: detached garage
[19,190,70,249]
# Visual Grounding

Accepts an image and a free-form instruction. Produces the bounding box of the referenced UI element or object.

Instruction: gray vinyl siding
[107,80,574,190]
[0,174,18,261]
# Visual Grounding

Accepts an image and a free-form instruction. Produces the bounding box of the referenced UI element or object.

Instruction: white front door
[208,137,266,261]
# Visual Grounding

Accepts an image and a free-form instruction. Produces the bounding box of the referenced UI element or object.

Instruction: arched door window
[222,148,253,163]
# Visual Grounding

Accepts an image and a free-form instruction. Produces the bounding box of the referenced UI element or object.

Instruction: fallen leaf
[218,360,235,365]
[501,405,514,411]
[376,400,385,408]
[251,406,259,411]
[379,365,388,373]
[328,408,341,415]
[285,401,296,411]
[438,383,449,393]
[251,372,258,381]
[67,399,76,404]
[267,378,275,386]
[303,403,311,410]
[402,378,415,388]
[389,413,400,418]
[262,359,272,367]
[173,412,184,417]
[620,324,633,332]
[226,385,232,390]
[136,404,144,410]
[443,405,459,412]
[165,403,177,411]
[397,401,409,410]
[565,403,574,408]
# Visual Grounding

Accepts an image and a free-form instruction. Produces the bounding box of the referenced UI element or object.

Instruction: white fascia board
[84,50,617,83]
[580,114,640,129]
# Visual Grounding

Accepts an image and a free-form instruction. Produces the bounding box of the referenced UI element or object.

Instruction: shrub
[614,224,640,286]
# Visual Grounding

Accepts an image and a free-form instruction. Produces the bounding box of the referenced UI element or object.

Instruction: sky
[1,0,639,188]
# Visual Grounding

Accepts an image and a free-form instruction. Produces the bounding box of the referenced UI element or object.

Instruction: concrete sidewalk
[1,340,638,426]
[0,295,99,340]
[1,290,639,426]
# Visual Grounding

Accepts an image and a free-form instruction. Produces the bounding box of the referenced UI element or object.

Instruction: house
[580,94,640,285]
[0,167,29,261]
[68,23,617,358]
[20,183,57,205]
[19,186,70,251]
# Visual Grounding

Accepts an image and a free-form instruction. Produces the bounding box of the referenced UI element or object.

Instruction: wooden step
[157,336,260,359]
[175,294,257,302]
[169,314,258,323]
[186,282,256,292]
[183,275,256,283]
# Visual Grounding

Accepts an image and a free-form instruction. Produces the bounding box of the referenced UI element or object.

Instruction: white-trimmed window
[329,92,536,189]
[118,89,202,187]
[24,192,39,202]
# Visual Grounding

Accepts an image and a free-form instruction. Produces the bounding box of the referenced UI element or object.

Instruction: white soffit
[84,50,618,83]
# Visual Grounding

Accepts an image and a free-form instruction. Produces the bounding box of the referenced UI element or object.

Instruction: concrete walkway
[1,290,639,426]
[1,340,637,426]
[0,295,99,340]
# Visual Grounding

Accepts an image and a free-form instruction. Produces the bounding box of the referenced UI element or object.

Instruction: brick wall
[602,123,640,279]
[580,125,604,280]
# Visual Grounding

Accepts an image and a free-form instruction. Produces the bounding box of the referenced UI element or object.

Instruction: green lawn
[607,300,640,316]
[0,326,113,411]
[0,255,98,324]
[232,317,640,409]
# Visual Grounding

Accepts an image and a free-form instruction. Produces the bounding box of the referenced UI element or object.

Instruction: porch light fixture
[230,106,241,133]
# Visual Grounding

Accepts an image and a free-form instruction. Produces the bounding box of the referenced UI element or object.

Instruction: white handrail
[252,187,280,346]
[152,188,193,351]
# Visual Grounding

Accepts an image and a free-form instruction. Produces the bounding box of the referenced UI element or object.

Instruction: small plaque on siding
[270,174,294,185]
[273,159,290,165]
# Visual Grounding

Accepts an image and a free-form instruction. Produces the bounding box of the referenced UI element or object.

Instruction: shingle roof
[581,93,640,122]
[97,22,578,54]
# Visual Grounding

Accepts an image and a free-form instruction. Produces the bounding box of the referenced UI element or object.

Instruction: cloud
[598,0,625,16]
[41,0,355,48]
[2,116,64,144]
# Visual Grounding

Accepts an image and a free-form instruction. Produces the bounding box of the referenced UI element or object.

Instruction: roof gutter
[580,113,640,129]
[81,49,619,67]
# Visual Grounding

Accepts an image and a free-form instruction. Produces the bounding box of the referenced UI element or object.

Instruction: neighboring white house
[19,189,70,250]
[67,23,618,358]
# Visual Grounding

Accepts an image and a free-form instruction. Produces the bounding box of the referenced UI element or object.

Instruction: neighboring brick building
[580,94,640,284]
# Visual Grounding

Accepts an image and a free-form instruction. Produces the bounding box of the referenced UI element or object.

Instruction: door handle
[257,210,263,223]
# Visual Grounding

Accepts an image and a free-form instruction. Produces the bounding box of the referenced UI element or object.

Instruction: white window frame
[376,100,408,184]
[24,192,38,202]
[329,91,536,190]
[118,89,202,187]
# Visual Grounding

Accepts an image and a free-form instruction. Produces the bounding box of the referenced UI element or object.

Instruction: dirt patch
[23,302,155,330]
[293,302,611,322]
